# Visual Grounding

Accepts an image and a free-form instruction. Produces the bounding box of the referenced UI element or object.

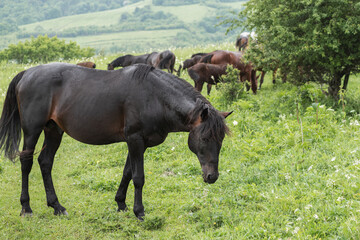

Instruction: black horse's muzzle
[203,172,219,184]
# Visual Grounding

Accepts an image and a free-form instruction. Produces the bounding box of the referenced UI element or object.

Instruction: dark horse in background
[200,50,257,94]
[177,53,207,77]
[188,63,227,95]
[108,50,176,73]
[0,63,231,220]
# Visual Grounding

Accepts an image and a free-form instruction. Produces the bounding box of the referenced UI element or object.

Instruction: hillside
[0,0,247,53]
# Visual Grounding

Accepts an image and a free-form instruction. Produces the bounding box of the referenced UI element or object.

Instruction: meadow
[0,43,360,239]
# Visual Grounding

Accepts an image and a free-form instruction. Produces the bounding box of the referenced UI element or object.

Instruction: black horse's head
[187,99,232,184]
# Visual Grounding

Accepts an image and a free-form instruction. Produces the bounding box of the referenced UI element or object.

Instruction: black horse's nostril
[206,173,218,184]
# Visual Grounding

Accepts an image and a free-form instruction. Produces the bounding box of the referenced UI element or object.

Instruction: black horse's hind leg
[127,135,146,220]
[37,121,66,215]
[20,131,42,216]
[115,154,132,212]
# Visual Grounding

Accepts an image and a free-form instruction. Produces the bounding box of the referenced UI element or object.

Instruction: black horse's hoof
[20,208,33,217]
[134,210,145,221]
[54,207,68,216]
[117,207,128,212]
[117,202,128,212]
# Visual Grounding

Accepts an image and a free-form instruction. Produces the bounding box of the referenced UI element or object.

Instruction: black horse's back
[0,70,26,161]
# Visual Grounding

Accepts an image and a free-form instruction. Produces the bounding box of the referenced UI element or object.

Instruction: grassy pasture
[0,43,360,239]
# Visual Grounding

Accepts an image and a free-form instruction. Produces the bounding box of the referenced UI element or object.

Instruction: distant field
[0,0,246,53]
[64,29,188,52]
[19,1,245,33]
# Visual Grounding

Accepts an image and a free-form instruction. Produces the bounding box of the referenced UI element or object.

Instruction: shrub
[216,65,245,103]
[0,35,95,63]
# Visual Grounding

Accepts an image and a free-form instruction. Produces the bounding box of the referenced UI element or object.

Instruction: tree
[222,0,360,99]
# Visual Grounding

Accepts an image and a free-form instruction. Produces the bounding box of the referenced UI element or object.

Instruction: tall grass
[0,44,360,239]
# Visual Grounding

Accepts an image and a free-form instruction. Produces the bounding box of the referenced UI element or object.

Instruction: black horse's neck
[132,64,209,132]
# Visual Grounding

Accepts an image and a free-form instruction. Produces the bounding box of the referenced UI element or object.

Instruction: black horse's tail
[0,70,25,161]
[177,64,183,77]
[200,54,213,64]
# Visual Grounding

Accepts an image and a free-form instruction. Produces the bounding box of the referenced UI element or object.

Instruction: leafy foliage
[0,35,95,63]
[216,65,244,103]
[222,0,360,99]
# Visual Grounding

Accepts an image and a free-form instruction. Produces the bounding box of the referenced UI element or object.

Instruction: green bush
[216,65,245,104]
[0,35,95,63]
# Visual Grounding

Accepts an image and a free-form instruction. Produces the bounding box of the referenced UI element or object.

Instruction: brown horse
[0,63,232,220]
[200,50,257,94]
[177,53,206,76]
[188,63,227,95]
[76,62,96,68]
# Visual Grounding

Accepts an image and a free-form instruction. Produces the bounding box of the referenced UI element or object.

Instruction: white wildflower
[313,214,319,219]
[326,179,335,187]
[331,157,336,162]
[171,147,175,151]
[285,173,291,180]
[337,196,345,202]
[307,165,313,171]
[353,159,360,166]
[292,227,300,235]
[305,204,313,210]
[233,120,238,126]
[350,120,360,126]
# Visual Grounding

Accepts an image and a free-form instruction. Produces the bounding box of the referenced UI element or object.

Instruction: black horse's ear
[221,111,233,118]
[201,105,209,121]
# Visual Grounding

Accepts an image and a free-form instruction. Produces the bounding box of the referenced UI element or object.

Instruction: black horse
[107,53,150,70]
[147,50,177,73]
[0,63,231,220]
[108,50,177,73]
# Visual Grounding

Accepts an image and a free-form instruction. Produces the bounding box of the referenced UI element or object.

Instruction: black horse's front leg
[126,135,146,220]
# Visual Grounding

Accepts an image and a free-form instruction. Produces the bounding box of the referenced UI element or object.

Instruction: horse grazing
[177,53,206,77]
[0,63,231,220]
[188,63,227,95]
[200,50,257,94]
[146,50,176,73]
[107,54,150,70]
[108,50,176,74]
[76,62,96,68]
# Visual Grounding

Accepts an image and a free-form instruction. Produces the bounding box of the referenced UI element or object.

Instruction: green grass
[1,44,360,239]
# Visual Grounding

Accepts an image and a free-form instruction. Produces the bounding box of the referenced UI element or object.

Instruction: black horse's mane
[131,64,229,141]
[187,101,229,142]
